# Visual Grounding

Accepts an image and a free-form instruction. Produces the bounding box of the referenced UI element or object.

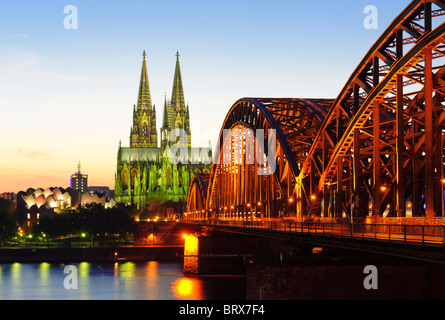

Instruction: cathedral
[114,51,212,208]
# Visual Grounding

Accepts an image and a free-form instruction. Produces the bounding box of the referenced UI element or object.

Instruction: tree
[0,199,18,244]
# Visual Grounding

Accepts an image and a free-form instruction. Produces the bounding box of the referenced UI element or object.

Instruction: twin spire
[136,50,185,113]
[132,50,189,150]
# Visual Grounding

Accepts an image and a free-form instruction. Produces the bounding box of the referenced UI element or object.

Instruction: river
[0,261,246,300]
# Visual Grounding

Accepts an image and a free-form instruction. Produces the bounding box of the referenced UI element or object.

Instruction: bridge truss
[187,0,445,222]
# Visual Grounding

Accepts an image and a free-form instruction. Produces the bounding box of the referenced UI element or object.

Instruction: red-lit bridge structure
[184,0,445,263]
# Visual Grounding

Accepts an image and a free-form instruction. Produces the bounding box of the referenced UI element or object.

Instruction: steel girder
[186,173,209,219]
[202,98,332,219]
[303,0,445,219]
[187,0,445,221]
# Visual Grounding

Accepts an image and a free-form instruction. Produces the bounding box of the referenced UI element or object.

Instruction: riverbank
[0,245,184,263]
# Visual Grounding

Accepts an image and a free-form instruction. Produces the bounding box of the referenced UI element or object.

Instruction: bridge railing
[183,218,445,247]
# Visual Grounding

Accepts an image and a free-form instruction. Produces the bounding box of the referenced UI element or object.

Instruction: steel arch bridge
[186,0,445,223]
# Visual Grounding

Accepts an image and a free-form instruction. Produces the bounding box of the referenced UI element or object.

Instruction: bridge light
[224,207,228,210]
[257,202,262,206]
[380,186,387,192]
[288,198,294,203]
[310,195,316,200]
[442,179,445,184]
[230,206,234,209]
[246,203,251,207]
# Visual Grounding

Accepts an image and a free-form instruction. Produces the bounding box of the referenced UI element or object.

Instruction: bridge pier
[182,230,297,275]
[246,255,445,300]
[180,225,445,299]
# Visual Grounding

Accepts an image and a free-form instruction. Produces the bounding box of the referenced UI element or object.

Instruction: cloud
[17,146,54,161]
[1,51,80,81]
[1,33,28,39]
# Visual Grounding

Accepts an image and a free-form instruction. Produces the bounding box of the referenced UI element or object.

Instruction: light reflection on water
[0,261,246,300]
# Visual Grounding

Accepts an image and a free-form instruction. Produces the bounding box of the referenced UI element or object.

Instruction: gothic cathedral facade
[114,51,212,208]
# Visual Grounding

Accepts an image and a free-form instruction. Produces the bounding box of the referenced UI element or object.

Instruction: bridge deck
[182,218,445,263]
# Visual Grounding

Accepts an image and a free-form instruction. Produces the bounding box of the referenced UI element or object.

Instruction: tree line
[0,199,140,246]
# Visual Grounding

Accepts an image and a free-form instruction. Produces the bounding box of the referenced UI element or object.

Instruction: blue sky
[0,0,412,192]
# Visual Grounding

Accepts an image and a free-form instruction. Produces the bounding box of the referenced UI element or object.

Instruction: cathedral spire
[137,50,152,110]
[130,51,158,148]
[171,51,185,113]
[162,92,169,128]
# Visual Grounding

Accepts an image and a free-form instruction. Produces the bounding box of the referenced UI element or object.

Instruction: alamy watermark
[363,265,378,290]
[63,265,78,290]
[64,5,78,30]
[364,5,378,30]
[166,127,277,176]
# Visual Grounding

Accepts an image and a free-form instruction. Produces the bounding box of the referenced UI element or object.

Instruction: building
[16,186,116,230]
[114,51,212,209]
[87,186,114,198]
[70,162,88,193]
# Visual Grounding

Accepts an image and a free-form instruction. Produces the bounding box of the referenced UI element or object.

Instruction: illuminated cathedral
[114,51,212,208]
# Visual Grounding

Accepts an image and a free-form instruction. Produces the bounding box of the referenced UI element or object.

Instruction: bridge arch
[186,98,333,219]
[186,0,445,221]
[302,0,445,219]
[186,173,209,220]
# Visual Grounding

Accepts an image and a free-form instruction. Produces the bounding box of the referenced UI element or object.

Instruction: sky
[0,0,412,193]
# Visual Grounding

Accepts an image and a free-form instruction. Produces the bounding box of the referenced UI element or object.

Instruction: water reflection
[0,261,245,300]
[172,277,203,300]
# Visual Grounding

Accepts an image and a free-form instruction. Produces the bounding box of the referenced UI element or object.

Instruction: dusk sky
[0,0,411,193]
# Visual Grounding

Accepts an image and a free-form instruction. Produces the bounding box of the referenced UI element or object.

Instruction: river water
[0,261,246,300]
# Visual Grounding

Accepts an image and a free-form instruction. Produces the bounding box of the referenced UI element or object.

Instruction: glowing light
[311,195,316,200]
[380,186,387,192]
[257,202,262,206]
[182,234,187,239]
[230,206,234,209]
[246,203,251,207]
[184,235,199,256]
[172,278,202,300]
[81,233,86,237]
[288,198,294,203]
[312,247,323,254]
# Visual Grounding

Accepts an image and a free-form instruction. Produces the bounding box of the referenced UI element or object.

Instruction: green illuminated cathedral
[114,51,212,208]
